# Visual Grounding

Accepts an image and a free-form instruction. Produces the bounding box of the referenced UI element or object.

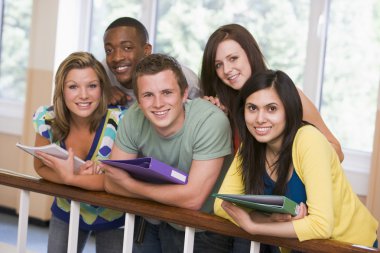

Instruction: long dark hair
[200,24,267,118]
[235,70,303,195]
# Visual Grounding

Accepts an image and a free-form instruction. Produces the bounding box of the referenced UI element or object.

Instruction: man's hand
[102,163,134,196]
[109,86,132,105]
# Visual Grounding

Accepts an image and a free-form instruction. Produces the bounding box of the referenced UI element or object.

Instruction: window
[321,0,380,153]
[0,0,32,135]
[154,0,310,88]
[0,0,32,102]
[88,0,379,194]
[90,0,144,61]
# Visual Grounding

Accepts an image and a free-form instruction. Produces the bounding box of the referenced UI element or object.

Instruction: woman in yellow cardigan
[214,69,378,249]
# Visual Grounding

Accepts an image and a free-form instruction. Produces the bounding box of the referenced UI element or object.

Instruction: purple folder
[101,157,188,184]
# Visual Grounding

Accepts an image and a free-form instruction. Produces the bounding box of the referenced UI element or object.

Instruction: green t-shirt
[115,98,233,213]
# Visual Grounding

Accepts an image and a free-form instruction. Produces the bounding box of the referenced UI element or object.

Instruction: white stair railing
[3,169,367,253]
[15,194,259,253]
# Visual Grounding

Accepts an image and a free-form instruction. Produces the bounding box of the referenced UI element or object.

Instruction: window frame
[303,0,371,195]
[0,0,24,136]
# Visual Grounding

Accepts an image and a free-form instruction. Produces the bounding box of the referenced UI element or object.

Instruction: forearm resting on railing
[0,168,376,253]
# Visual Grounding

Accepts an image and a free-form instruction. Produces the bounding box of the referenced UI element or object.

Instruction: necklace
[265,148,279,175]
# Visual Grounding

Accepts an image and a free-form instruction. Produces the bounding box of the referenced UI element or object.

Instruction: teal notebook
[213,193,299,216]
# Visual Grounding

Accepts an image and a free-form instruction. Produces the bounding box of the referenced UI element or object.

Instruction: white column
[140,0,158,46]
[302,0,330,107]
[54,0,92,73]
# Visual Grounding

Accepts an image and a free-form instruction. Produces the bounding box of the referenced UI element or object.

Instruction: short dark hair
[105,17,149,44]
[132,54,188,100]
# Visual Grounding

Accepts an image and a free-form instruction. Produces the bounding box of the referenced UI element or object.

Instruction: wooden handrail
[0,168,378,253]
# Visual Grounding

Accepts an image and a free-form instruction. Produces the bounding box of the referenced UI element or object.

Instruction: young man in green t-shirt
[103,53,233,253]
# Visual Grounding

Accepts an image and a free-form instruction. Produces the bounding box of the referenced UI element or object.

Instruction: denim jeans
[47,215,124,253]
[132,217,233,253]
[230,237,281,253]
[230,237,250,252]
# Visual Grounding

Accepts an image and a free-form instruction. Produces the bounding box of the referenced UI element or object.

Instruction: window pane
[321,0,380,152]
[0,0,32,102]
[154,0,310,88]
[90,0,143,61]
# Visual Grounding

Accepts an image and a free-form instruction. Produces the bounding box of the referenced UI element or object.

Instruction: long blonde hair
[51,52,111,142]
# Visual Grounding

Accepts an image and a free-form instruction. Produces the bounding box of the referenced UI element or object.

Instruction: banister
[0,168,378,253]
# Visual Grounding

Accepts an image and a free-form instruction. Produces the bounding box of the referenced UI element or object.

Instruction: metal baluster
[122,213,135,253]
[67,200,80,253]
[17,190,30,253]
[250,241,260,253]
[183,226,195,253]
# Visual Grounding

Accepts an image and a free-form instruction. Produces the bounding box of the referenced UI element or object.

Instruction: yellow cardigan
[214,125,378,247]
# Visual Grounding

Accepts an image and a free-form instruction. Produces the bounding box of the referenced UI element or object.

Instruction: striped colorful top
[33,105,126,231]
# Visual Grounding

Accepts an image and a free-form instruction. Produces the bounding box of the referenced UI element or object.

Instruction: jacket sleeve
[214,153,245,224]
[292,126,335,241]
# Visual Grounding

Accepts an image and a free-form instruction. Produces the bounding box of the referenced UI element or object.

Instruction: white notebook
[16,142,85,171]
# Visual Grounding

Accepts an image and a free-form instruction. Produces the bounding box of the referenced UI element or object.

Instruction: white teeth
[77,102,90,107]
[153,110,168,116]
[117,66,128,70]
[227,74,238,80]
[255,127,271,133]
[115,66,129,72]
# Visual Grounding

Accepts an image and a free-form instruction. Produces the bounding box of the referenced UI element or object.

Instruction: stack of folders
[213,193,299,216]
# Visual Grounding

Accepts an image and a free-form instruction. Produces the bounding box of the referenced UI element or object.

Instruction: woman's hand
[268,202,308,222]
[221,200,258,234]
[36,148,76,184]
[293,202,308,220]
[203,96,228,114]
[221,200,308,235]
[78,160,101,175]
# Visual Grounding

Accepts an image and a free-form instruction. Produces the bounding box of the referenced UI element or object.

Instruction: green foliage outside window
[0,0,32,101]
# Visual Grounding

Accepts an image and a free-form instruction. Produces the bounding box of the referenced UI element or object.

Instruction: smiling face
[215,39,252,90]
[63,67,101,122]
[136,69,188,137]
[104,26,151,89]
[244,87,286,151]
